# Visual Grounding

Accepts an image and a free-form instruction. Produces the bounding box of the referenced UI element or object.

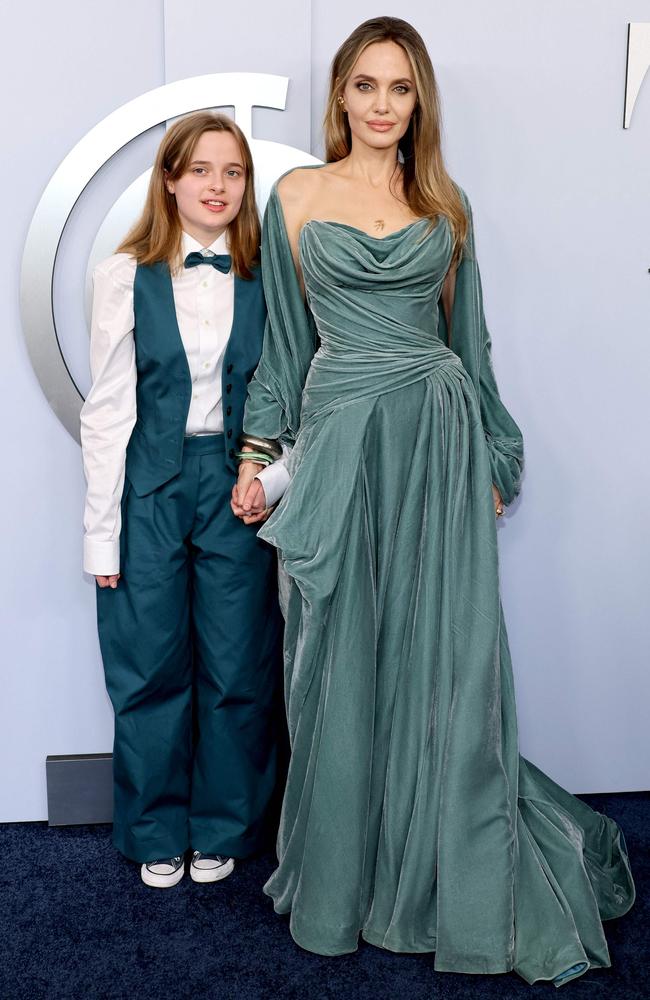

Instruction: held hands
[231,458,274,525]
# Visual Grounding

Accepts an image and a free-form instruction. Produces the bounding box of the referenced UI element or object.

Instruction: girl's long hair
[323,17,468,263]
[117,111,260,279]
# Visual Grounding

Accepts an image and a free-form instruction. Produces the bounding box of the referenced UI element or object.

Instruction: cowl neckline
[299,213,451,280]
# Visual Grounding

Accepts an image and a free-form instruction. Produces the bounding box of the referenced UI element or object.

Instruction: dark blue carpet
[0,793,647,1000]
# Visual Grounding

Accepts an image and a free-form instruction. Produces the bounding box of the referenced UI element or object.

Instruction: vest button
[229,448,235,459]
[227,363,233,374]
[227,429,232,438]
[226,384,232,393]
[226,406,232,416]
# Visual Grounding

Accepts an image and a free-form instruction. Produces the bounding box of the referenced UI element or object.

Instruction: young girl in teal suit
[81,111,284,888]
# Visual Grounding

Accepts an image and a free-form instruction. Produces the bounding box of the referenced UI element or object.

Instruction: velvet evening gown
[242,173,634,986]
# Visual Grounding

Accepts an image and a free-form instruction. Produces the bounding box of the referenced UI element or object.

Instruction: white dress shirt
[80,231,289,576]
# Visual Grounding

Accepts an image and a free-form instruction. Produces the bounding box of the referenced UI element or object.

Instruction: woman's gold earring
[337,96,345,108]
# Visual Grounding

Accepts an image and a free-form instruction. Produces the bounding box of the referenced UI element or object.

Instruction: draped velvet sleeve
[439,190,524,505]
[243,185,319,445]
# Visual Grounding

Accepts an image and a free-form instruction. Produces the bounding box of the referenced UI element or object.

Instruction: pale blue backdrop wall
[1,0,648,820]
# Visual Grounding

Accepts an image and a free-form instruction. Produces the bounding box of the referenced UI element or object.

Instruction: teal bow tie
[184,252,231,274]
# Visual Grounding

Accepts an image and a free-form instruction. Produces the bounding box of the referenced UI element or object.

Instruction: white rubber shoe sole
[140,860,185,889]
[190,856,235,884]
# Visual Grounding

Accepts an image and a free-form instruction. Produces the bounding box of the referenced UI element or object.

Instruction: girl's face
[166,130,247,245]
[341,41,417,153]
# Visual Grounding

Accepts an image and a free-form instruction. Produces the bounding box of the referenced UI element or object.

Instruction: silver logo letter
[624,23,650,128]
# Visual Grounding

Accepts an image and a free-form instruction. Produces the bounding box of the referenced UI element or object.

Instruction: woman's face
[341,40,417,152]
[166,130,247,245]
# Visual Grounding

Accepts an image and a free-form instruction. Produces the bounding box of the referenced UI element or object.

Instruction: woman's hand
[492,485,505,518]
[233,458,258,503]
[96,574,120,589]
[232,478,274,525]
[231,458,272,525]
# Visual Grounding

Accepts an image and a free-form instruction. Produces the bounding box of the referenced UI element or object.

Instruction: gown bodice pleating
[296,217,466,426]
[243,182,635,987]
[300,216,450,348]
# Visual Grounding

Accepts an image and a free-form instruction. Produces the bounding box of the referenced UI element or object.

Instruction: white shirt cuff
[255,460,291,508]
[83,537,120,577]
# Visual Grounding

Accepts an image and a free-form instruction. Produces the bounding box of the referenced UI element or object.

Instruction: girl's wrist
[236,447,272,468]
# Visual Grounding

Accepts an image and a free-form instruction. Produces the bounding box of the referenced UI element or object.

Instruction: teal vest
[125,260,267,497]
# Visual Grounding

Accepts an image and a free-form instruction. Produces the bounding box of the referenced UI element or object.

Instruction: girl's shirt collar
[181,230,230,257]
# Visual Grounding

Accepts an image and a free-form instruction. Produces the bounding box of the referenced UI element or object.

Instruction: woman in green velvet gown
[232,16,634,987]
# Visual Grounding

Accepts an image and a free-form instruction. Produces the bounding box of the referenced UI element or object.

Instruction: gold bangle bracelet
[239,434,282,460]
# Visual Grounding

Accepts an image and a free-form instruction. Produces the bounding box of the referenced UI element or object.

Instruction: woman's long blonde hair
[117,111,260,279]
[324,17,468,263]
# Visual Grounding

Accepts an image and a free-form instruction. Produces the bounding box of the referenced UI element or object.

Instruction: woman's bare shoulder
[274,169,319,238]
[276,164,340,211]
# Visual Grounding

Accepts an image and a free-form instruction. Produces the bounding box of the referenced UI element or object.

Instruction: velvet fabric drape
[243,176,634,985]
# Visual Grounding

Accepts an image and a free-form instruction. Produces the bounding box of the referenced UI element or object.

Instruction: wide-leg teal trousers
[97,434,283,863]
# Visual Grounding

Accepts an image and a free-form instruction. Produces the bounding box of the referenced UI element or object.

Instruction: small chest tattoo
[373,219,385,233]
